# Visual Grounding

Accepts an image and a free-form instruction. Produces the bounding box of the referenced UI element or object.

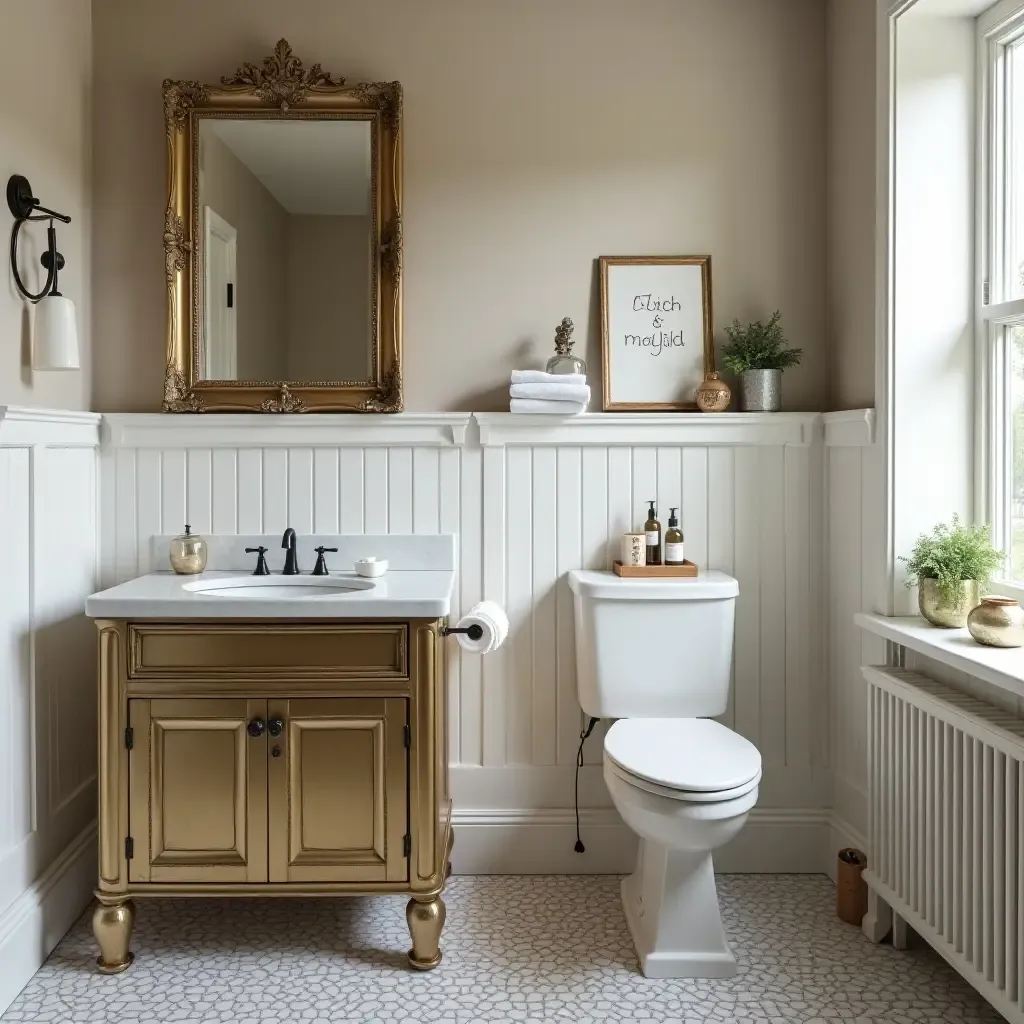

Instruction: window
[981,0,1024,588]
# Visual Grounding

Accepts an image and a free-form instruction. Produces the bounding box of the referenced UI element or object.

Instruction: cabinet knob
[268,718,284,737]
[247,718,265,738]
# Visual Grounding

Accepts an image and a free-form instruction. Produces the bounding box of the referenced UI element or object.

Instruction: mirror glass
[196,118,374,383]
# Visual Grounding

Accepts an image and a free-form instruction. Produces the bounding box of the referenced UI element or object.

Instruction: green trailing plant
[899,516,1002,608]
[721,311,802,374]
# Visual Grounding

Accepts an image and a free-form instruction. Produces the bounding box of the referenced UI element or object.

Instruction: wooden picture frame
[599,256,714,411]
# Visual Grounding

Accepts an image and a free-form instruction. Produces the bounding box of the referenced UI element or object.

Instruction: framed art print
[599,256,714,411]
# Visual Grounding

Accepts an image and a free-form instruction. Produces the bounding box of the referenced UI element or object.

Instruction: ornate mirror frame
[163,40,402,413]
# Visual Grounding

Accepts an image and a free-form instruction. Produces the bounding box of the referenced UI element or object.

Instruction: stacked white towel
[509,370,589,415]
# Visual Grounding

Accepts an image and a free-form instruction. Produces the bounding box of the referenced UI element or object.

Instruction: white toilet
[568,569,760,980]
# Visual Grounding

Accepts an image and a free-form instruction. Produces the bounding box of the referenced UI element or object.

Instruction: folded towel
[510,382,591,403]
[510,398,587,415]
[510,370,587,386]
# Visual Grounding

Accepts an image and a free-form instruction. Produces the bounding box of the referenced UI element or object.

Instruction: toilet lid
[604,718,762,793]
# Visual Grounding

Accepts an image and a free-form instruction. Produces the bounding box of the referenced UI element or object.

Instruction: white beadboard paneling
[101,412,831,829]
[459,446,483,766]
[312,448,339,534]
[0,409,100,1017]
[505,447,533,766]
[482,446,507,768]
[287,448,314,535]
[733,446,762,745]
[186,449,212,535]
[212,448,238,536]
[555,448,583,766]
[531,448,558,767]
[759,446,787,765]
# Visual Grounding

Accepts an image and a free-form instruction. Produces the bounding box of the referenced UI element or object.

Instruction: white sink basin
[182,576,377,599]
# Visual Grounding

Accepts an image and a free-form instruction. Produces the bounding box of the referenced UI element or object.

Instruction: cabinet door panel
[268,697,407,883]
[129,698,267,883]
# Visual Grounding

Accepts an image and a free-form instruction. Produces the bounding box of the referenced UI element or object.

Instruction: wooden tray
[613,560,698,578]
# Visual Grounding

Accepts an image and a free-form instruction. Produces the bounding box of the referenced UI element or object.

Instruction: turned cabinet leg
[407,894,446,970]
[93,897,135,974]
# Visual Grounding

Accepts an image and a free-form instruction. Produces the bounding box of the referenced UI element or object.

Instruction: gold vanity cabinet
[92,619,451,976]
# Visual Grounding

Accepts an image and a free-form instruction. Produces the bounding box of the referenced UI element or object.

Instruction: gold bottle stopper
[169,525,208,575]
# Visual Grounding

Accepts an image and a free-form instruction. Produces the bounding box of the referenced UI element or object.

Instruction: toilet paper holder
[441,624,484,640]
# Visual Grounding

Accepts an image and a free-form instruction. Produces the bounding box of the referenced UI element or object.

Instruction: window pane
[1009,36,1024,300]
[1012,324,1024,581]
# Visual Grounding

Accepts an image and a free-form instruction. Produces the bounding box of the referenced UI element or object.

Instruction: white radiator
[864,665,1024,1021]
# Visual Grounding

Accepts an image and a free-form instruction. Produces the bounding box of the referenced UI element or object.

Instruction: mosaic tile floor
[1,875,1004,1023]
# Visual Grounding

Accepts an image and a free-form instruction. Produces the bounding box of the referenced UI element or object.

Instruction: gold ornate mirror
[163,41,402,412]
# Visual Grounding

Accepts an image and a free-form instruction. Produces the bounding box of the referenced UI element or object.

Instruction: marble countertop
[85,570,456,620]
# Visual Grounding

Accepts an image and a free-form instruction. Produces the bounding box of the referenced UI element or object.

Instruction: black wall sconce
[7,174,79,369]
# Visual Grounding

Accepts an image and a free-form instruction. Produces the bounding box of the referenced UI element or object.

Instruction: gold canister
[918,578,981,628]
[967,596,1024,648]
[695,372,732,413]
[169,525,208,575]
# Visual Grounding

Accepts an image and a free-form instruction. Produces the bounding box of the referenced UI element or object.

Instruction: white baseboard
[0,821,96,1015]
[450,807,833,875]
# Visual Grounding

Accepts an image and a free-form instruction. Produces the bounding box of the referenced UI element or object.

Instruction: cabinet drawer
[128,624,407,679]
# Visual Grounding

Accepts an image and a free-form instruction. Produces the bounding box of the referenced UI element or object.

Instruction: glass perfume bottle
[545,317,587,376]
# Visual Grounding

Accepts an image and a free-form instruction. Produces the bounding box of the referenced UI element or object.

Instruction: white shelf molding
[474,412,822,448]
[0,406,101,447]
[823,409,876,448]
[102,413,473,449]
[856,612,1024,700]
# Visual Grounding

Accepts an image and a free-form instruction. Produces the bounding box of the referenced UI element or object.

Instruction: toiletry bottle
[644,501,662,565]
[665,508,685,566]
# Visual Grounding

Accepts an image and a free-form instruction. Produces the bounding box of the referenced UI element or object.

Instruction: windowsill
[855,612,1024,700]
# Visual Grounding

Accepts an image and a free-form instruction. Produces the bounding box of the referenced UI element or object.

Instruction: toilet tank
[568,570,738,719]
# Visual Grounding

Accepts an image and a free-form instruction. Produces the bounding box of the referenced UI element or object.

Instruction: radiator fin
[864,666,1024,1021]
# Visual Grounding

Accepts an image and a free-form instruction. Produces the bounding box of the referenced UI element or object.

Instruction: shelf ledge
[856,612,1024,700]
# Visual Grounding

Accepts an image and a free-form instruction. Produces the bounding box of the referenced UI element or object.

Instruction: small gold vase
[967,597,1024,648]
[918,578,981,628]
[169,525,208,575]
[695,371,731,413]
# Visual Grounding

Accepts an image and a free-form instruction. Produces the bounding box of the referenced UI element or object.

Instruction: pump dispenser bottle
[665,508,685,566]
[644,500,662,565]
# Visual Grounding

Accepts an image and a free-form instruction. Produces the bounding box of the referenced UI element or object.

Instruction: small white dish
[354,557,389,578]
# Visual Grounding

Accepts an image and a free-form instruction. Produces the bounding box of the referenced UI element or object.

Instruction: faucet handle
[245,546,271,576]
[312,546,339,577]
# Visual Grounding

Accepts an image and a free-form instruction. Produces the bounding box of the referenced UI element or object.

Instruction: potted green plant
[721,311,802,412]
[900,516,1002,627]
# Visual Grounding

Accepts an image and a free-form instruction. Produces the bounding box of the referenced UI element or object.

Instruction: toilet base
[620,839,737,979]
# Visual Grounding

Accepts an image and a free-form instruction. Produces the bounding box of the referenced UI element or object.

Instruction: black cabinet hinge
[403,724,411,750]
[124,727,133,750]
[125,836,134,860]
[403,834,411,857]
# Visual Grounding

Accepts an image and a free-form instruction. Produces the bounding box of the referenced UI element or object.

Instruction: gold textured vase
[695,372,731,413]
[169,525,208,575]
[967,596,1024,648]
[918,578,981,628]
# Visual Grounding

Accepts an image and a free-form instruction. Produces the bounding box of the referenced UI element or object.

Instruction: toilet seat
[604,718,761,799]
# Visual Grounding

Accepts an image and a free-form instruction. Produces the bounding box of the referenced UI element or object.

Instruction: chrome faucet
[281,528,299,575]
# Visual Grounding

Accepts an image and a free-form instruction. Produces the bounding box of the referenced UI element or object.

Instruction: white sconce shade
[33,294,79,370]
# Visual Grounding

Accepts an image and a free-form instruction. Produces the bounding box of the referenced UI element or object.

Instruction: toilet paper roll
[453,600,508,654]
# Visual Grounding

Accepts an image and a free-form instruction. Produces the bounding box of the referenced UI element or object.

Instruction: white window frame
[980,0,1024,599]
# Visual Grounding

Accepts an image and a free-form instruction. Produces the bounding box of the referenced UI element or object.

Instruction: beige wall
[1,0,91,410]
[200,128,288,380]
[92,0,827,412]
[286,215,372,382]
[826,0,878,411]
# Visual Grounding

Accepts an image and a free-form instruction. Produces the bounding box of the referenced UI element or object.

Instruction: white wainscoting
[102,411,833,873]
[824,410,886,861]
[0,407,101,1015]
